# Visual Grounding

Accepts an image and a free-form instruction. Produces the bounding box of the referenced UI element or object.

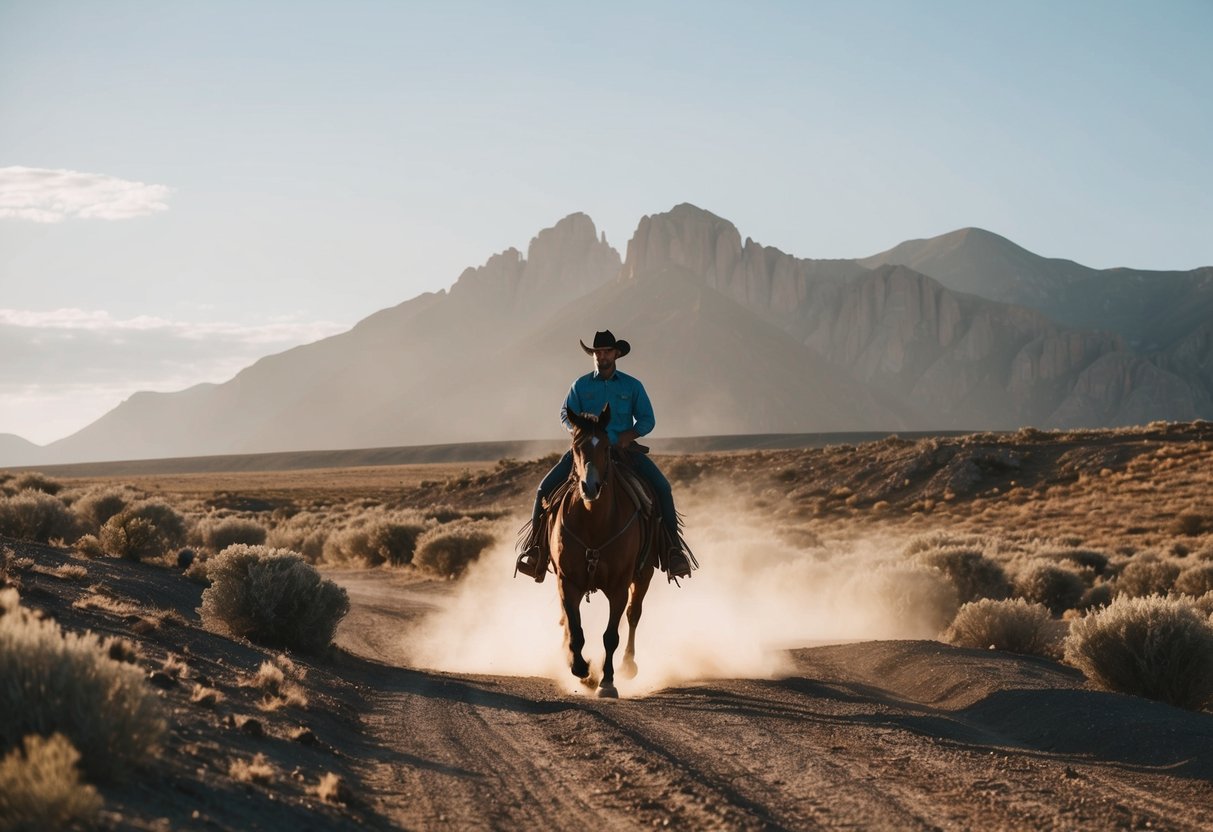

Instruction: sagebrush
[199,545,350,654]
[1063,594,1213,710]
[945,598,1056,656]
[414,519,498,577]
[0,589,165,781]
[0,733,102,832]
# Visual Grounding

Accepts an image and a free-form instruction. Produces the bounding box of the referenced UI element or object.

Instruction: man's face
[592,347,619,375]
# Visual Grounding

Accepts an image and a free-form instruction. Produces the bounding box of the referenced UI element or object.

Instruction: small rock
[148,670,178,689]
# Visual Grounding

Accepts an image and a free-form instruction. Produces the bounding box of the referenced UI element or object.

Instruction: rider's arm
[631,379,655,438]
[559,381,582,434]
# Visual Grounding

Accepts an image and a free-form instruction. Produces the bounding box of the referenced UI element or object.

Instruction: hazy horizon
[2,1,1211,445]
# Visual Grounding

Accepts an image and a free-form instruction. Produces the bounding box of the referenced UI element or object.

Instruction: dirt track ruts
[333,572,1213,831]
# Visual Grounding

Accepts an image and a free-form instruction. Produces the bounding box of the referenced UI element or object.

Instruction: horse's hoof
[571,657,590,679]
[620,658,638,680]
[597,683,618,699]
[580,674,599,690]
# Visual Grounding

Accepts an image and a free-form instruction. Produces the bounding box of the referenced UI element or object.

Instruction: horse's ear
[566,409,586,432]
[600,403,610,428]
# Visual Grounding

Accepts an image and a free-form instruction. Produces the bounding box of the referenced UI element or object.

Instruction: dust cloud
[402,496,954,696]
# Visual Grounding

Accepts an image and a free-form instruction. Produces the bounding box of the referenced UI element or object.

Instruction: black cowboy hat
[579,330,631,358]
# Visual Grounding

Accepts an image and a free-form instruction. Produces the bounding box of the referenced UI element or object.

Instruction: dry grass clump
[1014,560,1087,616]
[199,545,350,654]
[245,655,308,710]
[1064,595,1213,710]
[313,771,353,804]
[913,547,1011,604]
[322,511,429,567]
[229,752,275,784]
[945,598,1057,657]
[0,490,80,544]
[413,518,499,578]
[196,516,267,552]
[73,534,106,559]
[0,588,165,781]
[1115,554,1180,598]
[46,563,88,581]
[0,733,102,832]
[190,684,224,709]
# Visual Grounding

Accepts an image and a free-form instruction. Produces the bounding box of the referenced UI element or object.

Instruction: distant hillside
[0,433,43,467]
[10,205,1212,466]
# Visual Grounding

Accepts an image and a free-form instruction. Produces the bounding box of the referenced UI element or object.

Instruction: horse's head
[567,403,612,503]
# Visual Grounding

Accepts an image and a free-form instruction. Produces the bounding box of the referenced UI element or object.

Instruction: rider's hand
[617,429,638,448]
[580,412,598,423]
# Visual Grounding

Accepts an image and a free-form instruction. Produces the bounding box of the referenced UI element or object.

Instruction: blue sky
[1,0,1210,444]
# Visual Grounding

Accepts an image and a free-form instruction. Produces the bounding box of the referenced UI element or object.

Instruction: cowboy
[516,330,694,581]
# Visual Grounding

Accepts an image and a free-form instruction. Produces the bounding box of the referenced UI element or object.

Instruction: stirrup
[665,547,692,582]
[514,547,547,583]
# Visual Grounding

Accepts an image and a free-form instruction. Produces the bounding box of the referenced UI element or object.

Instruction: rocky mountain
[859,227,1213,353]
[9,204,1212,465]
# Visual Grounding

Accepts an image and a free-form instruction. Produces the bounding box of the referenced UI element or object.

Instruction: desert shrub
[1192,591,1213,617]
[945,598,1057,656]
[99,511,162,561]
[1014,561,1086,615]
[323,513,428,567]
[70,486,134,532]
[9,472,63,496]
[127,500,188,550]
[183,553,211,585]
[0,733,102,831]
[1040,547,1110,576]
[0,491,79,544]
[199,545,350,654]
[73,534,105,559]
[1171,509,1212,537]
[266,512,328,563]
[914,547,1011,604]
[902,531,990,557]
[1174,563,1213,597]
[0,589,165,781]
[1064,595,1213,709]
[866,565,960,636]
[198,517,267,552]
[414,519,498,578]
[1115,555,1180,598]
[1077,582,1114,611]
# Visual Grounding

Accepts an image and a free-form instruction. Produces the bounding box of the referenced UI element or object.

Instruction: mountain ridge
[7,204,1211,466]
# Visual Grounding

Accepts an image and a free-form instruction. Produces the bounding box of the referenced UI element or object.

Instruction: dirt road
[332,571,1213,831]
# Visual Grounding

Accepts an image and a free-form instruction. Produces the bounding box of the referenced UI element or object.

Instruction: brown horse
[551,404,656,698]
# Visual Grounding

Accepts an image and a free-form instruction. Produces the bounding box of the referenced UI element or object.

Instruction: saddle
[517,449,683,582]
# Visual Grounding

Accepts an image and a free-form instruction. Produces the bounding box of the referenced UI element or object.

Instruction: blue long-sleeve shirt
[560,370,655,446]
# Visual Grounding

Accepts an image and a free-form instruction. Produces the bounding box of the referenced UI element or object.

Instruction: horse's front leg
[559,583,592,683]
[598,589,627,698]
[621,568,653,680]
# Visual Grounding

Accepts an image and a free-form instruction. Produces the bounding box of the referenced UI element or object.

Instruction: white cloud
[0,308,349,444]
[0,166,172,222]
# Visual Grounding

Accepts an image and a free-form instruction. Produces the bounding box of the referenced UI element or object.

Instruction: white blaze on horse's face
[580,460,602,501]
